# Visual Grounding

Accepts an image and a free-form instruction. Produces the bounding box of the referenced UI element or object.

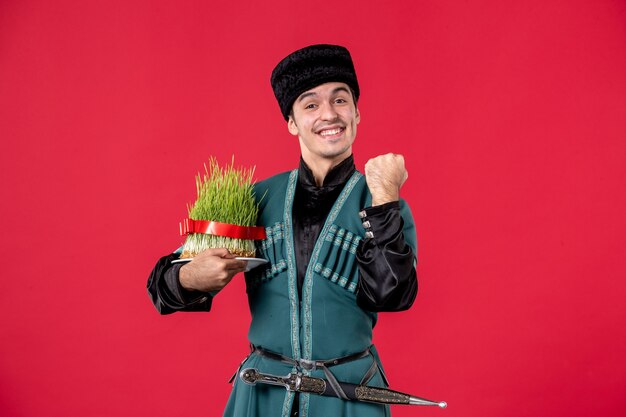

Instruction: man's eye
[305,103,317,109]
[335,98,347,104]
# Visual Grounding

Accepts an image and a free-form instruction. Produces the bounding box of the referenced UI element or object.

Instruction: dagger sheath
[239,368,446,408]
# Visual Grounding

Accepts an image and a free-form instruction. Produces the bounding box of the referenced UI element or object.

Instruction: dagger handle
[240,368,326,394]
[240,368,293,390]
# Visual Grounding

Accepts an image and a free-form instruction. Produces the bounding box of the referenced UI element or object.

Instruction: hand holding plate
[179,248,247,292]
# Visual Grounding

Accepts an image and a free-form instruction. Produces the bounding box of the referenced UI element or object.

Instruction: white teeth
[319,128,342,136]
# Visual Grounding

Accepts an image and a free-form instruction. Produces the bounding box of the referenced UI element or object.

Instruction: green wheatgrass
[181,157,260,258]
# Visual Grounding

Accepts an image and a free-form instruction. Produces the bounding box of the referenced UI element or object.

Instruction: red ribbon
[180,219,266,240]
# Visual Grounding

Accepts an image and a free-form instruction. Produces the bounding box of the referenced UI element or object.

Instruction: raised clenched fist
[364,153,408,206]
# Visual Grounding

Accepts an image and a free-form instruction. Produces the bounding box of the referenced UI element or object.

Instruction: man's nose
[319,101,338,120]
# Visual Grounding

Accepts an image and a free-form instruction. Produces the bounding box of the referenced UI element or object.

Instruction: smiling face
[288,82,360,169]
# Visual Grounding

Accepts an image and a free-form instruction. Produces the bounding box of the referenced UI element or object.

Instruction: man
[148,44,418,417]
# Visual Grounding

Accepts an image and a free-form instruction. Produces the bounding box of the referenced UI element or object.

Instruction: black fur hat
[270,44,360,120]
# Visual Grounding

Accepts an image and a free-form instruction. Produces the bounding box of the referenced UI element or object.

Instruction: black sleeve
[356,201,418,312]
[147,253,213,314]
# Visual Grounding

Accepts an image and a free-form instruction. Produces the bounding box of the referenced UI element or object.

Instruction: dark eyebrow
[332,86,351,96]
[296,91,317,102]
[296,86,352,103]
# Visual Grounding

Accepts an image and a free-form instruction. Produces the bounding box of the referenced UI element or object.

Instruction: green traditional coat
[223,169,417,417]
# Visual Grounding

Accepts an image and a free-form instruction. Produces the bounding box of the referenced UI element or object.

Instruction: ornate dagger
[240,368,447,408]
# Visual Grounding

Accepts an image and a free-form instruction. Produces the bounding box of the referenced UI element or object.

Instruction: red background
[1,1,625,416]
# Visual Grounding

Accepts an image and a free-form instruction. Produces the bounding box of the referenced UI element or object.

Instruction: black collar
[298,155,356,188]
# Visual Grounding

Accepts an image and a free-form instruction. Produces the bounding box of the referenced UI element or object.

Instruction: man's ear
[355,106,361,125]
[288,115,299,135]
